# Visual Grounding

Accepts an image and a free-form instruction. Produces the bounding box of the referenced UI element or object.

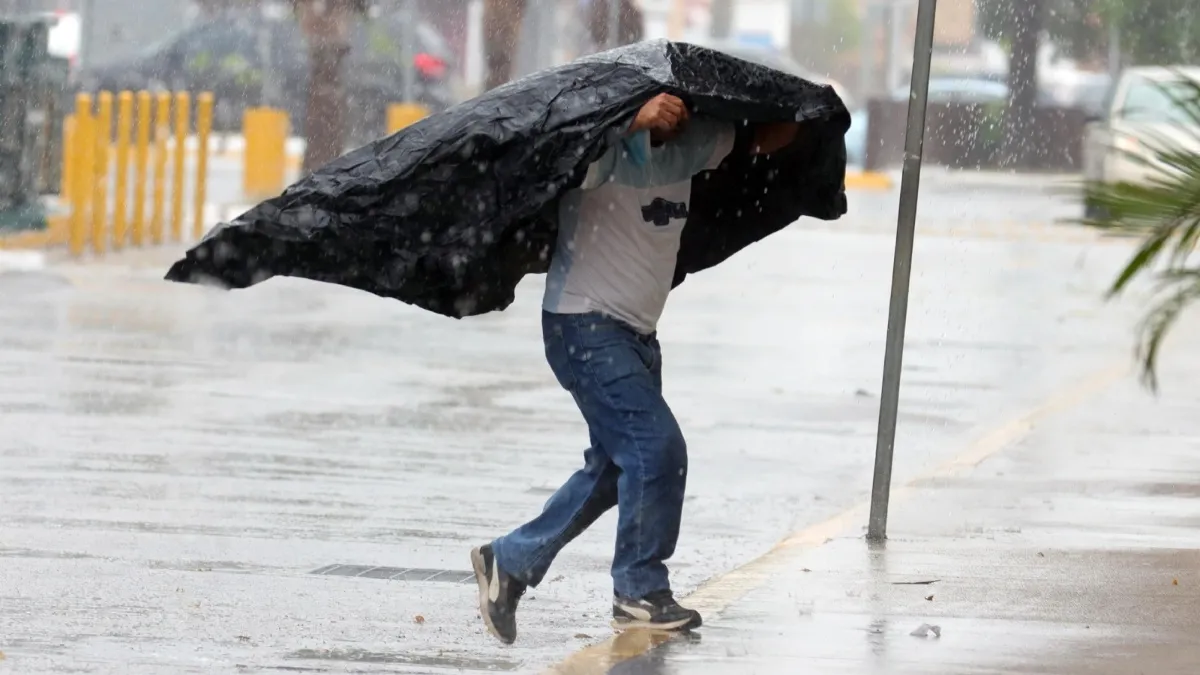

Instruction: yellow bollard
[386,102,431,135]
[69,95,93,257]
[171,92,190,243]
[92,92,113,256]
[61,115,75,202]
[242,107,288,198]
[113,92,133,250]
[151,92,170,245]
[193,92,214,242]
[132,91,151,247]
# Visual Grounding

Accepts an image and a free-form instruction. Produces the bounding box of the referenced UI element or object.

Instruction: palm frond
[1080,72,1200,389]
[1134,270,1200,392]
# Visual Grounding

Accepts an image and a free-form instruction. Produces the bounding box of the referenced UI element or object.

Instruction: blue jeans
[492,311,688,599]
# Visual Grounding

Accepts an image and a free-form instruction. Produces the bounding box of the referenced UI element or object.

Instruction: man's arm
[579,94,695,189]
[652,118,736,183]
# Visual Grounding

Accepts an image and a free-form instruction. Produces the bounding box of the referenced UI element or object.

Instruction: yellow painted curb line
[547,363,1128,674]
[845,171,893,191]
[0,215,69,250]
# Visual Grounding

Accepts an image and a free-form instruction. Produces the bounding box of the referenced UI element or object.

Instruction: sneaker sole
[610,615,697,632]
[470,548,513,645]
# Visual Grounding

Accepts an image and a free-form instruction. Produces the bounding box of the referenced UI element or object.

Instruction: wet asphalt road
[0,175,1176,673]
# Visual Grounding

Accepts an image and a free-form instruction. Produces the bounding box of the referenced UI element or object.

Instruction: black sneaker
[470,544,526,644]
[612,590,702,631]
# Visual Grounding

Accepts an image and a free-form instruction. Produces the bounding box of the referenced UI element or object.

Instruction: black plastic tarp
[165,40,850,318]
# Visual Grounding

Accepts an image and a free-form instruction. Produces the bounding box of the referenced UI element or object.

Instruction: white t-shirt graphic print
[543,119,736,334]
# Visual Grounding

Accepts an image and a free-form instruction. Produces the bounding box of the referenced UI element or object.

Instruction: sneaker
[470,544,526,644]
[612,590,702,631]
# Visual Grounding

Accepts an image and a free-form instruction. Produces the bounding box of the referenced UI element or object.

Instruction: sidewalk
[553,353,1200,674]
[2,212,1190,674]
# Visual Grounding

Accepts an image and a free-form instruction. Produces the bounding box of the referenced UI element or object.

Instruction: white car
[1082,66,1200,216]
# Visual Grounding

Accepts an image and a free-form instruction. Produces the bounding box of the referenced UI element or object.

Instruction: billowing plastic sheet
[165,40,850,318]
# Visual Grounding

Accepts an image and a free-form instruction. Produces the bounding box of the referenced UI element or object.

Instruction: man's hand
[630,94,688,134]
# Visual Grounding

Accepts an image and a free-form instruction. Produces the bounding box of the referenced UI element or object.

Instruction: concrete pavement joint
[547,362,1130,675]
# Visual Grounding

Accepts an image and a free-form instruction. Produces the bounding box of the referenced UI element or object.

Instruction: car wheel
[1082,158,1105,220]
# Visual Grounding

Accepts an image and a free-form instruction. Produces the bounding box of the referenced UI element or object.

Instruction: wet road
[0,175,1179,673]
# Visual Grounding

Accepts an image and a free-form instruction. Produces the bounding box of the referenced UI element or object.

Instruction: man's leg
[491,432,619,586]
[473,312,628,644]
[604,331,700,629]
[540,318,697,629]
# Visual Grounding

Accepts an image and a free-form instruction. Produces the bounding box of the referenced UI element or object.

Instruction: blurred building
[78,0,193,67]
[0,0,196,68]
[852,0,981,97]
[642,0,788,46]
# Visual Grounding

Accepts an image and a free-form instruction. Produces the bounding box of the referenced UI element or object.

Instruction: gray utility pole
[257,8,280,108]
[885,0,908,92]
[607,0,620,48]
[400,0,417,101]
[866,0,938,543]
[710,0,733,39]
[78,0,94,67]
[1107,17,1121,82]
[857,3,875,100]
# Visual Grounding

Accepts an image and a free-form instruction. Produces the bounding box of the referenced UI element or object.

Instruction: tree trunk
[709,0,734,39]
[483,0,645,91]
[1001,0,1042,168]
[587,0,644,49]
[297,0,354,173]
[483,0,526,91]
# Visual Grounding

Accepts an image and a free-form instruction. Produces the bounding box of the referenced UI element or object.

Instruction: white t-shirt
[543,119,736,334]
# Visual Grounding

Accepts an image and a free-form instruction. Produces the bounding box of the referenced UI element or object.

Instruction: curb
[845,171,893,191]
[207,147,304,171]
[0,215,69,250]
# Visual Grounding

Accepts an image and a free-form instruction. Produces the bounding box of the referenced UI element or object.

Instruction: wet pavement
[563,354,1200,674]
[1,175,1193,673]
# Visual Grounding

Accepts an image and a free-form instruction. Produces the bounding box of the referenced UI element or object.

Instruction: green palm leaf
[1081,74,1200,391]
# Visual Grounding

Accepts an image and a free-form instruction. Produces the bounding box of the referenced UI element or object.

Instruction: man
[472,94,802,644]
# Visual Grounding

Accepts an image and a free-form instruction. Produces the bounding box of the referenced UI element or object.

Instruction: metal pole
[710,0,733,40]
[257,9,280,108]
[539,0,555,69]
[1107,17,1121,82]
[857,3,874,101]
[607,0,621,49]
[866,0,938,543]
[401,0,417,102]
[887,1,906,92]
[78,0,95,68]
